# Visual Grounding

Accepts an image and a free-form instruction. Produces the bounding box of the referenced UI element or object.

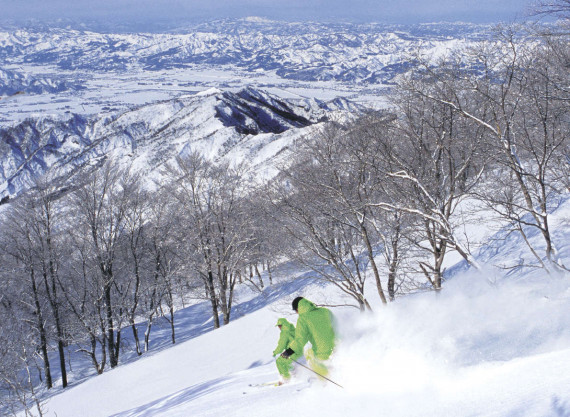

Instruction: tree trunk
[114,330,121,365]
[166,303,176,344]
[254,263,264,289]
[387,237,399,301]
[360,223,388,304]
[131,321,142,356]
[104,282,118,368]
[206,274,220,329]
[267,261,273,285]
[130,244,142,355]
[57,340,67,388]
[87,334,105,375]
[144,317,153,352]
[45,224,68,388]
[30,269,52,389]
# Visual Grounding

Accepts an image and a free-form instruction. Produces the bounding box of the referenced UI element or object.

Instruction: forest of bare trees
[0,10,568,416]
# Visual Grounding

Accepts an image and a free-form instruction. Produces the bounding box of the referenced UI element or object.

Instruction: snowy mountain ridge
[0,87,361,199]
[0,68,84,96]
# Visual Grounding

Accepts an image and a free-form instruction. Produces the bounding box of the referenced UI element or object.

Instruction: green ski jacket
[273,318,296,356]
[289,298,335,359]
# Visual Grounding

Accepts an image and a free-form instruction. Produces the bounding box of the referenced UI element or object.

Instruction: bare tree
[243,192,288,288]
[0,201,53,389]
[404,30,569,273]
[24,176,71,388]
[53,208,109,375]
[378,69,488,288]
[141,190,180,350]
[0,228,49,415]
[330,117,416,301]
[271,123,390,310]
[69,161,136,368]
[166,153,254,327]
[0,342,47,417]
[117,175,148,356]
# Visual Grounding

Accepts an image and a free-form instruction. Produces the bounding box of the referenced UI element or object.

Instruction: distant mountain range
[0,19,494,90]
[0,19,501,200]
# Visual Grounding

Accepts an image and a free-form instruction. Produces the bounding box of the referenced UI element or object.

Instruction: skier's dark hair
[292,296,304,312]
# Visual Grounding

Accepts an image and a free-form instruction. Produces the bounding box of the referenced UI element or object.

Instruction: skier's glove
[281,348,295,359]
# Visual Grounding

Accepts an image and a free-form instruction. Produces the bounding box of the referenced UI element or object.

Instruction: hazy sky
[0,0,535,28]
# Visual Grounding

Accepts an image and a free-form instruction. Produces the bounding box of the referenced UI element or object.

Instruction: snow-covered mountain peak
[241,16,276,24]
[196,87,223,97]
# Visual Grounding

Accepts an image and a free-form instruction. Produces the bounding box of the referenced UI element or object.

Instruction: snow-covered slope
[30,219,570,417]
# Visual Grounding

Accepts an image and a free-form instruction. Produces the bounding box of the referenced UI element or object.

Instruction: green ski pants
[275,351,302,379]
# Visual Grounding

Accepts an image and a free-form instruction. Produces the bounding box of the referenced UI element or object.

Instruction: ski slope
[31,273,570,416]
[21,201,570,417]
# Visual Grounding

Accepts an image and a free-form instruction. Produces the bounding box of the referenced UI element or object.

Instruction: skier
[280,296,336,379]
[273,318,301,384]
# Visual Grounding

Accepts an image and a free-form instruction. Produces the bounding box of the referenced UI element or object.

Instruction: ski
[248,381,281,387]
